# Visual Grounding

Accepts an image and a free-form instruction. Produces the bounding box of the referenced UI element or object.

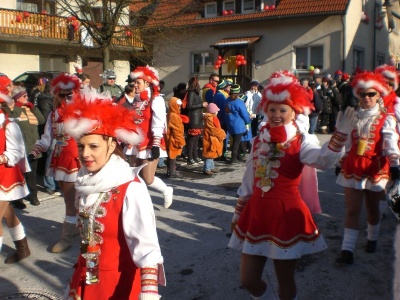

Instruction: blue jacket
[213,90,229,126]
[225,97,251,135]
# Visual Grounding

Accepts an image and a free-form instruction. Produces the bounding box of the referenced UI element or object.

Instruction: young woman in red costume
[0,73,31,263]
[122,66,173,209]
[335,71,400,264]
[228,71,357,300]
[61,93,165,300]
[30,73,81,253]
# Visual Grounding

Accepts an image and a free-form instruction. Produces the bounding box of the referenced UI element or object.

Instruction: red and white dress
[65,155,165,299]
[229,122,344,259]
[0,112,29,201]
[124,88,167,159]
[337,103,399,191]
[33,108,80,182]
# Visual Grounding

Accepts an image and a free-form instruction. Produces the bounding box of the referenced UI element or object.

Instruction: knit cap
[230,84,241,94]
[207,103,220,114]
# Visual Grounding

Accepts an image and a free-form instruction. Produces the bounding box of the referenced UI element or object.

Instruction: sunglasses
[359,92,377,98]
[58,93,73,98]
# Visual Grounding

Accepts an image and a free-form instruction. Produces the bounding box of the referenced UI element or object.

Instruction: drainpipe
[373,2,377,69]
[341,15,346,72]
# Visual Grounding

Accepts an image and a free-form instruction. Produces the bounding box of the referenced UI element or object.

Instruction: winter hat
[217,80,227,90]
[269,70,298,84]
[335,70,343,75]
[0,73,12,95]
[374,64,398,91]
[225,78,233,86]
[60,92,143,146]
[104,69,116,79]
[11,86,27,100]
[250,80,259,87]
[260,70,314,114]
[129,65,160,87]
[51,73,80,94]
[207,103,220,114]
[342,73,350,80]
[239,94,248,102]
[351,71,389,98]
[230,84,241,94]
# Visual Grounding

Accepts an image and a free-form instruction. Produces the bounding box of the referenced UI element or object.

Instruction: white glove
[139,293,161,300]
[335,107,358,135]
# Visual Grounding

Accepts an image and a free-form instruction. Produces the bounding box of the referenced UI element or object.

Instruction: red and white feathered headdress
[374,64,398,91]
[60,93,143,146]
[259,70,313,114]
[351,71,389,98]
[0,74,13,104]
[51,73,80,94]
[129,65,160,87]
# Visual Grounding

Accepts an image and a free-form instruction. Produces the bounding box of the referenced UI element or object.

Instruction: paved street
[0,134,397,300]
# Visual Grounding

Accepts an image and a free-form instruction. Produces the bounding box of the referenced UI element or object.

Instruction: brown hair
[103,136,126,160]
[187,77,200,93]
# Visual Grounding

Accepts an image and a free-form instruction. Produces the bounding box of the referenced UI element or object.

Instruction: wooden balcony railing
[0,9,143,49]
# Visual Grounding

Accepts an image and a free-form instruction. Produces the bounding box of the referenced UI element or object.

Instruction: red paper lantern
[222,59,226,64]
[241,60,247,65]
[270,5,275,10]
[218,55,222,60]
[222,10,228,15]
[264,5,269,11]
[41,10,48,15]
[125,31,132,37]
[67,16,73,22]
[23,11,30,18]
[15,15,22,23]
[236,61,242,66]
[229,10,234,15]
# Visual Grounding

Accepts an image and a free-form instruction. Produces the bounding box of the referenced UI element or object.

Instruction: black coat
[36,92,54,135]
[186,90,204,130]
[309,91,323,117]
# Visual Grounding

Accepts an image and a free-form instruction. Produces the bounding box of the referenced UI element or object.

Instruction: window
[242,0,255,13]
[353,48,365,70]
[377,53,385,67]
[205,3,217,18]
[223,0,235,12]
[294,46,323,70]
[192,52,215,74]
[17,0,38,13]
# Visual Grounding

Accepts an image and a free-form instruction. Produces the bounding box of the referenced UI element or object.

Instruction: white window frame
[242,0,255,13]
[17,0,38,13]
[205,3,218,18]
[192,51,215,74]
[293,45,323,72]
[223,0,235,12]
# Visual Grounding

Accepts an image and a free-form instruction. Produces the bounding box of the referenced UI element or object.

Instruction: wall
[153,15,344,98]
[0,53,39,79]
[0,1,16,10]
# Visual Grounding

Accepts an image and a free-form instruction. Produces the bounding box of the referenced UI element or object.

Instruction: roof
[145,0,350,28]
[211,36,262,49]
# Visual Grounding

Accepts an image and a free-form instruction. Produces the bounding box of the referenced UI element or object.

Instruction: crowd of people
[1,63,400,299]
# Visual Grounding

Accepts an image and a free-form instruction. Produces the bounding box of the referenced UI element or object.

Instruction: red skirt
[67,256,141,300]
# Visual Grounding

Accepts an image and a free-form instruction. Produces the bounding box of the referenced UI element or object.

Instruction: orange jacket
[166,97,186,159]
[202,113,226,159]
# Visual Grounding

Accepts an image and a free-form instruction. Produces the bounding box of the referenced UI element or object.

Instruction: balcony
[0,9,143,50]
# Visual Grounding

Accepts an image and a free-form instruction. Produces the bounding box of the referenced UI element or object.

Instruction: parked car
[13,71,62,96]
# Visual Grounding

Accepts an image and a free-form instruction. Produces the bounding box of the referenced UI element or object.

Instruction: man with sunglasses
[3,86,45,208]
[98,69,123,101]
[201,73,220,104]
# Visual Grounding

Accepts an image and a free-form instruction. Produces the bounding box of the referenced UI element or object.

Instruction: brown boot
[4,237,31,264]
[51,222,76,253]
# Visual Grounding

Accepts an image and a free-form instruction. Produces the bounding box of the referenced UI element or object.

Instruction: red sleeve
[212,115,221,127]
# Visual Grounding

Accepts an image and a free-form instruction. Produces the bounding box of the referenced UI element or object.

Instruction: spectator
[319,77,333,134]
[245,80,263,137]
[308,80,323,134]
[224,84,251,164]
[4,86,45,207]
[98,69,123,100]
[202,73,219,104]
[202,103,226,175]
[213,79,231,160]
[186,76,207,165]
[329,79,342,133]
[78,73,91,89]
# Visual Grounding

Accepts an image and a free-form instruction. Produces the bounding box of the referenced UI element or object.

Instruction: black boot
[5,237,31,264]
[335,250,353,265]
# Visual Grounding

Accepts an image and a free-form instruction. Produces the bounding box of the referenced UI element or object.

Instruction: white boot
[252,286,276,300]
[148,177,173,209]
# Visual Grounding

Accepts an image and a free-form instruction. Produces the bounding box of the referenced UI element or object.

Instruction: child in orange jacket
[166,97,188,178]
[202,103,226,175]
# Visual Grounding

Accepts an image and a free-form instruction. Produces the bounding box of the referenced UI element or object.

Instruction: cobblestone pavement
[0,134,397,300]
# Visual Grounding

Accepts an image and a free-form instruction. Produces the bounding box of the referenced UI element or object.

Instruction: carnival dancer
[60,93,165,300]
[0,73,31,263]
[29,73,81,253]
[335,71,400,264]
[123,66,173,209]
[228,72,357,300]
